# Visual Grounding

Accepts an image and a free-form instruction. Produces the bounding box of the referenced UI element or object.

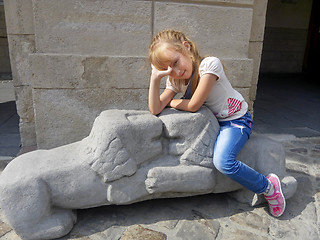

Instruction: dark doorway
[303,0,320,80]
[254,0,320,137]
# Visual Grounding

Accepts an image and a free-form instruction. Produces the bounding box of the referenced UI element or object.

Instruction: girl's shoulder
[200,56,221,66]
[199,56,223,74]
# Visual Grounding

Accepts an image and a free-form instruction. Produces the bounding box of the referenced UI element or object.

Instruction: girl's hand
[151,64,172,81]
[148,64,176,115]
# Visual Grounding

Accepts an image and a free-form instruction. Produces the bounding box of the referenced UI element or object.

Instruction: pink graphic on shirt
[227,98,242,116]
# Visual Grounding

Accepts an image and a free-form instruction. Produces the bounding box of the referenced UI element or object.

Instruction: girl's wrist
[150,74,162,83]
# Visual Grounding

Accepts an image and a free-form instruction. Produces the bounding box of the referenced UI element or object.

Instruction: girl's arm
[169,73,217,112]
[148,65,176,115]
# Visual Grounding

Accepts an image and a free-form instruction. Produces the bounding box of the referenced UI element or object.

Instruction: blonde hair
[148,29,203,95]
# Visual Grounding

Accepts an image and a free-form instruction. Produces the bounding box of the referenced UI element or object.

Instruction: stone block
[29,54,151,89]
[32,88,149,149]
[15,85,36,147]
[248,41,263,84]
[234,87,250,103]
[154,2,253,58]
[33,0,152,55]
[121,225,166,240]
[250,0,268,42]
[7,34,35,86]
[19,121,37,148]
[247,100,254,114]
[222,58,253,88]
[3,0,34,34]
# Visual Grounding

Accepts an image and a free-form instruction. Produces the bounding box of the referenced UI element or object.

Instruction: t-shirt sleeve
[165,77,179,93]
[199,57,223,79]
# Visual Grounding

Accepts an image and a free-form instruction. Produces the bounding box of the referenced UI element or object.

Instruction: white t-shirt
[166,57,248,121]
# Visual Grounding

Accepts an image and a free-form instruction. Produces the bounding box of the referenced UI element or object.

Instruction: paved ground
[0,73,319,239]
[253,73,320,137]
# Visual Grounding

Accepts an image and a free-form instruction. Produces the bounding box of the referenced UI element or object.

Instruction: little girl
[148,29,286,217]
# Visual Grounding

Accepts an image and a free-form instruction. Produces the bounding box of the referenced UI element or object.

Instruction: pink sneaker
[264,174,286,217]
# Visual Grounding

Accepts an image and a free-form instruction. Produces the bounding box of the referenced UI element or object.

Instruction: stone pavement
[253,73,320,137]
[0,73,319,239]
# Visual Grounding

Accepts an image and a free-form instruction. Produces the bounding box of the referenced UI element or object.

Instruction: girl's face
[159,44,193,80]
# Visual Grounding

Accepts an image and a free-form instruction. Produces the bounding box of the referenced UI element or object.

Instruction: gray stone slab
[32,88,149,149]
[154,2,253,58]
[7,34,35,86]
[3,0,34,34]
[14,85,37,147]
[29,54,151,89]
[33,0,152,56]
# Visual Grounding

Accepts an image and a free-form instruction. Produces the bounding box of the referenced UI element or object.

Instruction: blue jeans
[213,112,268,194]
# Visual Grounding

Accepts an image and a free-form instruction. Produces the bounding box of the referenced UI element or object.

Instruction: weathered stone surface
[250,0,268,42]
[33,0,152,56]
[154,2,253,58]
[223,228,269,240]
[3,0,34,34]
[121,225,166,240]
[32,88,149,149]
[29,54,151,89]
[248,41,263,102]
[0,107,297,240]
[7,34,35,87]
[14,85,36,147]
[230,211,270,233]
[221,59,253,88]
[175,219,219,240]
[0,220,11,237]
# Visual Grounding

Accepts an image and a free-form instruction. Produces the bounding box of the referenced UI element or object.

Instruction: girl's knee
[213,155,239,176]
[213,155,228,174]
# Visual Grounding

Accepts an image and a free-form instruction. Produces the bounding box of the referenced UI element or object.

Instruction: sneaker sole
[268,173,286,217]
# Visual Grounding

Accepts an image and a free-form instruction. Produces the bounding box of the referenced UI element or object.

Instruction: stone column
[3,0,36,148]
[249,0,268,114]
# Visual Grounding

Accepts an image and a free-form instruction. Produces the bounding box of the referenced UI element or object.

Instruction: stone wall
[4,0,268,150]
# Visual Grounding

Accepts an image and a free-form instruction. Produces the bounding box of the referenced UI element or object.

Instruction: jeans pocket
[231,112,253,135]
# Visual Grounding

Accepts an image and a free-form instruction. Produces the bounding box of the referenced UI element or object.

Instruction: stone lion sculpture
[0,107,297,240]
